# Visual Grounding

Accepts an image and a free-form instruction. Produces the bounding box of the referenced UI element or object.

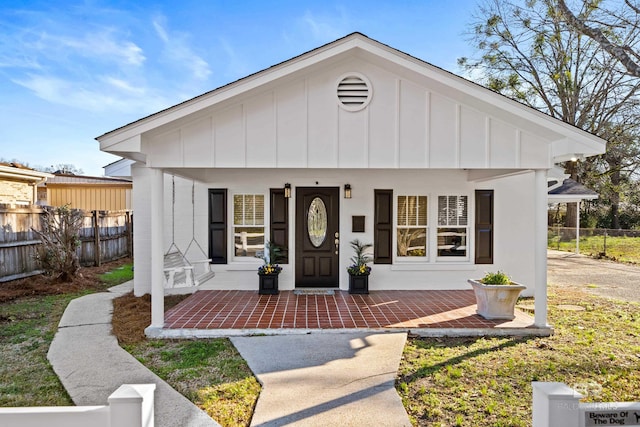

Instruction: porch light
[284,183,291,198]
[570,153,584,162]
[344,184,352,199]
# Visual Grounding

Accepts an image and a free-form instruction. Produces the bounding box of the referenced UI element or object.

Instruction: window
[233,194,264,257]
[397,195,427,257]
[437,195,468,257]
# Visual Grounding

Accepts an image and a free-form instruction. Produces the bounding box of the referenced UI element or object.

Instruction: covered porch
[149,289,552,338]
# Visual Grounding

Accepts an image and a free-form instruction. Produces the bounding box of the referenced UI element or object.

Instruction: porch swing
[164,176,215,288]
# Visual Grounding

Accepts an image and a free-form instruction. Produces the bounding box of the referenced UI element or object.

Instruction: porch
[154,289,552,338]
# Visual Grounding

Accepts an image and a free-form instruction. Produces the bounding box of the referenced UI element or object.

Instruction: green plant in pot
[257,241,284,294]
[347,239,372,294]
[479,271,512,285]
[468,270,526,319]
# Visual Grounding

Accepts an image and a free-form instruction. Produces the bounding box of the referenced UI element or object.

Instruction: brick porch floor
[163,290,540,334]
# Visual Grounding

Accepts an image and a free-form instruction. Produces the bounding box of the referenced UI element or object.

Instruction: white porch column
[150,169,165,329]
[534,169,549,327]
[575,201,580,254]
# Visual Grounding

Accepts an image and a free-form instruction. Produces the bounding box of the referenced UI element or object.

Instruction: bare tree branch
[557,0,640,77]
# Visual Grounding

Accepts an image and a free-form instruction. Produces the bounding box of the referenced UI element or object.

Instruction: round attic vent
[337,73,372,111]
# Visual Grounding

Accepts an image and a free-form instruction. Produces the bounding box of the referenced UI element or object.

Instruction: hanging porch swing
[164,176,215,288]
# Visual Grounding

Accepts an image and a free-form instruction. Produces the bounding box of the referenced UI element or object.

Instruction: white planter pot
[468,279,526,320]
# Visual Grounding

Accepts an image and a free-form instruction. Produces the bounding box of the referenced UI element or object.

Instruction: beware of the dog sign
[584,406,640,426]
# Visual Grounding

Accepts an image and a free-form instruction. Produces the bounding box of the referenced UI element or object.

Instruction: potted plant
[468,271,526,320]
[347,239,372,294]
[257,241,283,295]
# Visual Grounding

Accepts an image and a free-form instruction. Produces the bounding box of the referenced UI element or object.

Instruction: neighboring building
[97,33,606,331]
[0,163,53,206]
[38,173,132,211]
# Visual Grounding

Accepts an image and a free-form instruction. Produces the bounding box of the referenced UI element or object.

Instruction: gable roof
[97,32,606,165]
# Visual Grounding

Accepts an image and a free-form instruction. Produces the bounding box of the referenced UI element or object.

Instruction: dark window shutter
[475,189,494,264]
[270,189,289,264]
[208,189,227,264]
[374,189,393,264]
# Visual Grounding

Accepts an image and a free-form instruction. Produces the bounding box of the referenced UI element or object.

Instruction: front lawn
[396,288,640,426]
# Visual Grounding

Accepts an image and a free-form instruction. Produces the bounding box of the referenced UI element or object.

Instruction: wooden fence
[0,204,132,282]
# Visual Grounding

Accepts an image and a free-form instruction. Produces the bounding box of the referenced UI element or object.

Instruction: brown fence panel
[0,205,132,282]
[78,210,132,267]
[0,204,45,282]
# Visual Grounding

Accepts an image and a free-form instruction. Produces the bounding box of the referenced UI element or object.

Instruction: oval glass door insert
[308,197,327,247]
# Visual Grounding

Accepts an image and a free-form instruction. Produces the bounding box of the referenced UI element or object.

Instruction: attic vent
[337,73,372,111]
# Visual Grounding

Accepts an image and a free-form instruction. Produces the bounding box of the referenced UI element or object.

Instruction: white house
[97,33,606,332]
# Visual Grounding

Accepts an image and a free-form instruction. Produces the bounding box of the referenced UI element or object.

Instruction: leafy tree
[459,0,640,228]
[33,205,83,282]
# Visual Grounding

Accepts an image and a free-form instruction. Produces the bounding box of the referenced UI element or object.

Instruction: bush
[33,205,83,282]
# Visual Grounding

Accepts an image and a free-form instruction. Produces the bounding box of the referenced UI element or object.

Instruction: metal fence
[548,226,640,262]
[0,204,132,282]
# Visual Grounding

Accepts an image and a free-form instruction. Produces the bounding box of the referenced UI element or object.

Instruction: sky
[0,0,480,176]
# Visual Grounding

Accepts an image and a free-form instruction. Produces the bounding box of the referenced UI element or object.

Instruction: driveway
[547,250,640,303]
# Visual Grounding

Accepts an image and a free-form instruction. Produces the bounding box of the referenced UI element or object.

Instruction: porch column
[534,169,549,327]
[150,169,165,328]
[575,201,580,254]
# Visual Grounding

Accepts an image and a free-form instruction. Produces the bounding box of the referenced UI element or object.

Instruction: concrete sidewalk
[48,283,411,426]
[47,282,219,427]
[232,332,411,426]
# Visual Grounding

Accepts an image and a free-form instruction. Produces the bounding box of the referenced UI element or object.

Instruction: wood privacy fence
[0,204,132,282]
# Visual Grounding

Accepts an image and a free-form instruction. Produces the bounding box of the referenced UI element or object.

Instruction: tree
[459,0,640,228]
[33,205,83,282]
[557,0,640,77]
[43,164,84,175]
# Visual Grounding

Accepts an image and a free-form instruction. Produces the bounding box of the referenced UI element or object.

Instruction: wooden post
[93,210,101,267]
[126,211,133,258]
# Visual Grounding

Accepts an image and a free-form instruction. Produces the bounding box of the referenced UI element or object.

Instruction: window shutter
[270,189,289,263]
[475,189,494,264]
[374,189,392,264]
[208,189,227,264]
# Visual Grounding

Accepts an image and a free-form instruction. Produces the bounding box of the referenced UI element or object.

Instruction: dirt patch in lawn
[0,258,132,304]
[112,292,189,344]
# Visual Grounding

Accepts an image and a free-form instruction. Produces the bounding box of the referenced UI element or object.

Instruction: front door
[295,187,339,287]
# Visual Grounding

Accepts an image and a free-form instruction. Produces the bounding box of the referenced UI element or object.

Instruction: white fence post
[108,384,156,427]
[532,382,582,427]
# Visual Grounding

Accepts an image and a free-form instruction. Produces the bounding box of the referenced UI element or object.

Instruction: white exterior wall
[150,169,537,297]
[142,57,553,171]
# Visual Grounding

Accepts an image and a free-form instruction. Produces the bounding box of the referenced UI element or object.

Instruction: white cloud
[301,8,348,42]
[152,15,211,81]
[13,74,168,114]
[35,30,146,67]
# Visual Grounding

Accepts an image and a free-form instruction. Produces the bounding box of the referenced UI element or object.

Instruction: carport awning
[548,178,598,203]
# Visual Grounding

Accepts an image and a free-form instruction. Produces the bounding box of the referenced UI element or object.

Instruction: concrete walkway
[47,283,411,426]
[231,333,411,427]
[47,282,219,427]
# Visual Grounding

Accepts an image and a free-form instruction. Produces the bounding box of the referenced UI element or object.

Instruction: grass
[396,288,640,426]
[0,259,133,407]
[98,263,134,286]
[0,293,78,406]
[548,234,640,264]
[123,339,260,427]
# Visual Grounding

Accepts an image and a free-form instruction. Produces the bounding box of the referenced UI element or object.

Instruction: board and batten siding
[144,58,552,170]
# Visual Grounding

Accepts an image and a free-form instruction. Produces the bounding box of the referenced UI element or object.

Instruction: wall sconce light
[570,153,584,162]
[284,183,291,198]
[344,184,352,199]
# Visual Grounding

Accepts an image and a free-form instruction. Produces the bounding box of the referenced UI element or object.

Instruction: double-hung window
[397,195,428,258]
[233,194,264,258]
[437,195,468,258]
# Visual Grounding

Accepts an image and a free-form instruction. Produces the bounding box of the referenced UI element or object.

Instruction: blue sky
[0,0,480,176]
